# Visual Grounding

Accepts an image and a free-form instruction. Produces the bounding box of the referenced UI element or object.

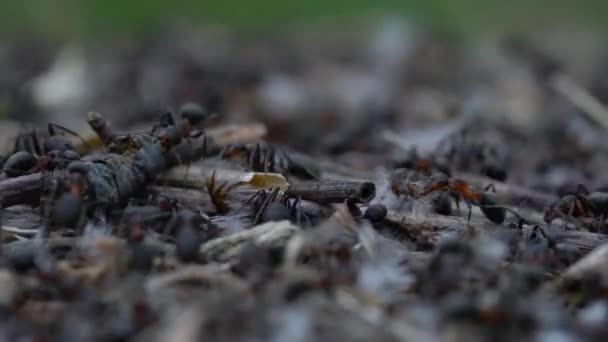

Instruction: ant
[151,102,212,151]
[3,123,84,177]
[236,188,314,226]
[418,175,506,223]
[393,147,451,176]
[544,184,608,231]
[433,126,509,181]
[220,142,319,180]
[51,168,87,229]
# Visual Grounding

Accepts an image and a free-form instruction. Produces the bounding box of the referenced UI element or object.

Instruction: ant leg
[249,143,262,172]
[268,187,280,203]
[253,189,279,224]
[576,184,590,196]
[465,200,473,221]
[159,111,176,127]
[453,195,461,216]
[264,147,275,173]
[295,197,305,226]
[184,160,190,181]
[202,134,208,159]
[235,190,265,215]
[574,199,589,217]
[483,184,496,193]
[182,135,192,180]
[290,197,300,217]
[31,130,44,158]
[23,134,38,158]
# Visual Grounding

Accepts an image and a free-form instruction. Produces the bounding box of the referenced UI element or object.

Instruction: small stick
[385,211,608,257]
[285,181,376,204]
[2,237,78,260]
[0,173,45,208]
[200,220,299,263]
[550,73,608,131]
[206,123,267,146]
[290,151,373,181]
[456,173,556,210]
[506,38,608,131]
[1,226,39,236]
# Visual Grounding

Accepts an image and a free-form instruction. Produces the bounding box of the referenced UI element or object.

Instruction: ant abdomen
[432,191,452,216]
[480,192,506,224]
[3,151,37,177]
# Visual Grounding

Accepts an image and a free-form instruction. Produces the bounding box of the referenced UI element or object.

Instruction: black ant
[544,184,608,231]
[237,188,313,226]
[51,169,87,229]
[220,142,319,180]
[3,123,84,177]
[151,103,211,151]
[433,126,509,181]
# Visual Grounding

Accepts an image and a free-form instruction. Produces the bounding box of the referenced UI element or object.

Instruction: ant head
[179,102,209,126]
[576,184,590,197]
[543,207,556,223]
[128,220,145,242]
[155,195,177,212]
[158,126,182,148]
[159,111,176,127]
[220,143,247,159]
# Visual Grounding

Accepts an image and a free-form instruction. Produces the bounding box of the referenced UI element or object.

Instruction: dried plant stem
[0,173,45,208]
[456,172,556,210]
[286,181,376,204]
[200,220,299,262]
[385,211,608,256]
[550,73,608,131]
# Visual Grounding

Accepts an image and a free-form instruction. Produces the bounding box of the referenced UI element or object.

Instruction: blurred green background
[1,0,606,38]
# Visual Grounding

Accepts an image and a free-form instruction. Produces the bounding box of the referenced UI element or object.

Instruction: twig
[1,226,38,236]
[0,173,45,208]
[2,237,78,260]
[285,181,376,204]
[559,242,608,281]
[200,220,299,263]
[456,172,556,210]
[385,211,608,256]
[550,73,608,131]
[290,152,373,181]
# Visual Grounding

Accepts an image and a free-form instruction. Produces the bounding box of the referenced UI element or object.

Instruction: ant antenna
[48,123,93,151]
[576,184,590,196]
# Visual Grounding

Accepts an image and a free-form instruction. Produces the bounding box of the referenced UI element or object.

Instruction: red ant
[418,176,506,223]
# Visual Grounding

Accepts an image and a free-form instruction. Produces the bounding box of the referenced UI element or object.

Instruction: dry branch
[457,173,557,210]
[200,220,299,263]
[285,180,376,204]
[385,211,608,256]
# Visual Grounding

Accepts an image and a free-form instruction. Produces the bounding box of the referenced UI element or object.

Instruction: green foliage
[1,0,607,38]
